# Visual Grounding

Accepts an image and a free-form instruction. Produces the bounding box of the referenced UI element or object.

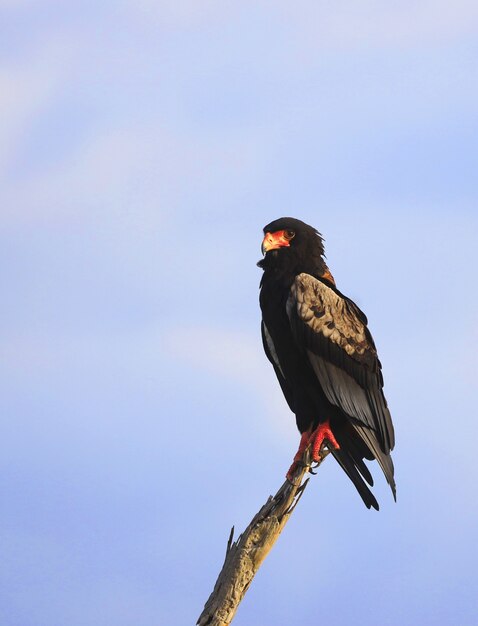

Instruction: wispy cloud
[284,0,478,51]
[127,0,478,47]
[163,325,294,439]
[0,41,71,174]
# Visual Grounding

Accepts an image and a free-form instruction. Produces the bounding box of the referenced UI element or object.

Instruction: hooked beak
[261,230,292,255]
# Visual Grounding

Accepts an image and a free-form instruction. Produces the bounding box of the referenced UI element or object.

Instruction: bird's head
[258,217,331,282]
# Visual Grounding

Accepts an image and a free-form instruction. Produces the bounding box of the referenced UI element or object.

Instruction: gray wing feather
[287,273,395,454]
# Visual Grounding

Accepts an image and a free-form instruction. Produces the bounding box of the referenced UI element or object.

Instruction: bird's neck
[258,250,327,289]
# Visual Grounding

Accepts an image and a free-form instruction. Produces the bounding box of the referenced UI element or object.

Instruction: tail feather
[330,419,396,509]
[351,422,396,501]
[331,447,379,510]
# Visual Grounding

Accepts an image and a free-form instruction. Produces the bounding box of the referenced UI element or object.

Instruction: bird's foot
[286,430,311,481]
[286,421,340,482]
[310,420,340,462]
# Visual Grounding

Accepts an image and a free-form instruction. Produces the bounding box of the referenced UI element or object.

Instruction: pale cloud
[1,126,164,222]
[287,0,478,52]
[128,0,229,28]
[0,115,277,227]
[164,326,263,387]
[0,320,294,439]
[2,1,476,232]
[163,325,294,438]
[0,23,279,226]
[126,0,478,48]
[0,42,72,174]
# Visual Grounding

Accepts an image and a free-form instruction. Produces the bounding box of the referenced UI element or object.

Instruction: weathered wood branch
[197,447,330,626]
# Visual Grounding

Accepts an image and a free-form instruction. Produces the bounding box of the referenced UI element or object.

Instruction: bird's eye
[283,230,295,240]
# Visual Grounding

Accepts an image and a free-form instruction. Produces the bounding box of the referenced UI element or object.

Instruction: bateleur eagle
[258,217,396,510]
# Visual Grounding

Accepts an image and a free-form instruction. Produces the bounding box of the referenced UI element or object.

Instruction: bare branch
[197,447,330,626]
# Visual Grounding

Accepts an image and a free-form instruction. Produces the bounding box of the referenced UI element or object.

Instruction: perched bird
[258,217,395,510]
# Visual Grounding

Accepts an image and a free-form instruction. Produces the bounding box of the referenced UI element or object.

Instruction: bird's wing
[261,320,296,413]
[286,272,395,454]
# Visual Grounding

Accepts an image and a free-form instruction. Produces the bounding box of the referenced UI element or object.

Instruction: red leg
[310,420,340,462]
[286,429,311,480]
[286,420,340,481]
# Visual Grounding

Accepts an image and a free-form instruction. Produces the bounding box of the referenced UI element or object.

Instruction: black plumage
[258,217,396,510]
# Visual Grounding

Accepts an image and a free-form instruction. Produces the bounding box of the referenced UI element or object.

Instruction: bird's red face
[261,229,296,255]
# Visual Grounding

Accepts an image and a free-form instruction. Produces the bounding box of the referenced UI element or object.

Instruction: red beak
[261,230,292,255]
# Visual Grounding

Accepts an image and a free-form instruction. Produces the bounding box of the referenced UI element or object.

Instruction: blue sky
[1,2,477,625]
